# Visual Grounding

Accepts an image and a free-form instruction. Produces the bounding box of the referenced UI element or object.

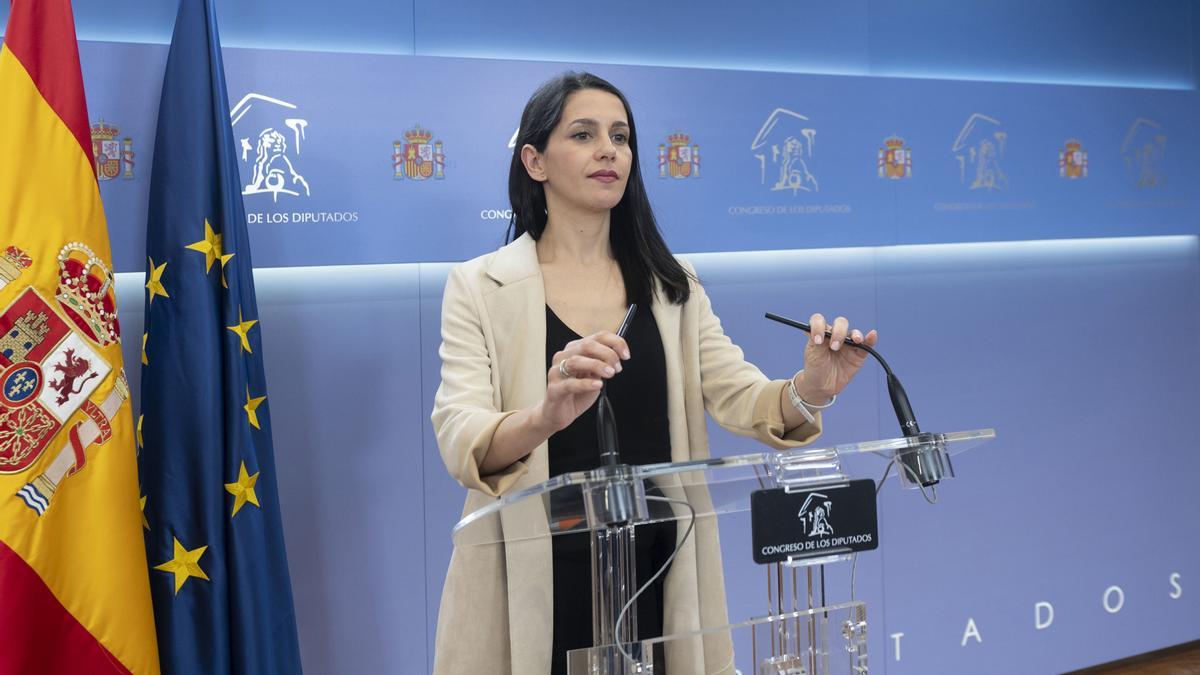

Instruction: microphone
[597,304,637,467]
[764,312,945,487]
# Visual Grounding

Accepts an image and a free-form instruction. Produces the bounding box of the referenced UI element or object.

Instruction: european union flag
[139,0,304,672]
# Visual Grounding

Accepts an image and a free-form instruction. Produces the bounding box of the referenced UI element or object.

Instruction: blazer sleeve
[430,265,528,496]
[687,261,822,450]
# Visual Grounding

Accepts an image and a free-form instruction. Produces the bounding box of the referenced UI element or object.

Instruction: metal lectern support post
[591,526,638,663]
[583,465,650,675]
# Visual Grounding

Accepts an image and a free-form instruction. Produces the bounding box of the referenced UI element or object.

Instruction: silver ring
[558,359,573,379]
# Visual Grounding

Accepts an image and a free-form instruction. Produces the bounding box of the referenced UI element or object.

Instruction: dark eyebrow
[568,118,629,129]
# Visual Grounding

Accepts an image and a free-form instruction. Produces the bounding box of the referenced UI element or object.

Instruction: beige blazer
[431,233,822,675]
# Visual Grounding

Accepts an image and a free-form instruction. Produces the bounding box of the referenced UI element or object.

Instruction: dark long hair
[506,72,691,305]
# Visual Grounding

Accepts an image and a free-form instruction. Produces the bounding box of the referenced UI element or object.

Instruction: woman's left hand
[794,313,878,403]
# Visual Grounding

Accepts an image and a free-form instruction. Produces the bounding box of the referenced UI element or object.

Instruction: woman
[431,72,877,675]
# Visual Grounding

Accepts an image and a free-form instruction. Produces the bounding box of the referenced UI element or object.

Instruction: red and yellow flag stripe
[0,1,159,673]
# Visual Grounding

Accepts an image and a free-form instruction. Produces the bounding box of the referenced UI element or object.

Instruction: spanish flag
[0,1,160,673]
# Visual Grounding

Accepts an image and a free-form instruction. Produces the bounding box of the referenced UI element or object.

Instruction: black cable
[614,495,696,667]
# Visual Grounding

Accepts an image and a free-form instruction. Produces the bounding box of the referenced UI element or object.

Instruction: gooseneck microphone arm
[764,312,921,437]
[598,304,638,467]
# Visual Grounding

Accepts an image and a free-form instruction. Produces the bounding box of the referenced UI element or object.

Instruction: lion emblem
[47,348,98,405]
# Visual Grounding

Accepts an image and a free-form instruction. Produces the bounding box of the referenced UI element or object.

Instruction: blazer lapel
[650,277,689,464]
[484,231,540,288]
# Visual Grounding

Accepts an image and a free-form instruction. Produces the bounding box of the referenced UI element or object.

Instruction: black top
[545,304,676,675]
[546,304,671,474]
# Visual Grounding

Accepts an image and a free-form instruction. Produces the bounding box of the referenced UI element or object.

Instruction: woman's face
[526,88,634,216]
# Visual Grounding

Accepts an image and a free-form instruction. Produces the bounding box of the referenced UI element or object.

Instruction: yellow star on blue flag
[226,308,257,354]
[185,218,234,286]
[224,462,260,517]
[153,537,209,594]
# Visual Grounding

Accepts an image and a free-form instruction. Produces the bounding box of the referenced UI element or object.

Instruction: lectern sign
[751,479,879,564]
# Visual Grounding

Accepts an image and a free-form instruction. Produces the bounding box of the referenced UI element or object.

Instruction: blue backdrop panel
[5,1,1195,89]
[77,42,1199,272]
[414,1,871,74]
[118,267,433,674]
[873,237,1200,673]
[885,79,1197,246]
[417,262,466,673]
[0,1,415,52]
[866,0,1195,88]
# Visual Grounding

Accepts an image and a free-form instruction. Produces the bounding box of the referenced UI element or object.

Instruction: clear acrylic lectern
[452,429,994,675]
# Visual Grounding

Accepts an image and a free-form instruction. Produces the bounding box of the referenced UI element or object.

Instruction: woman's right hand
[540,331,631,432]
